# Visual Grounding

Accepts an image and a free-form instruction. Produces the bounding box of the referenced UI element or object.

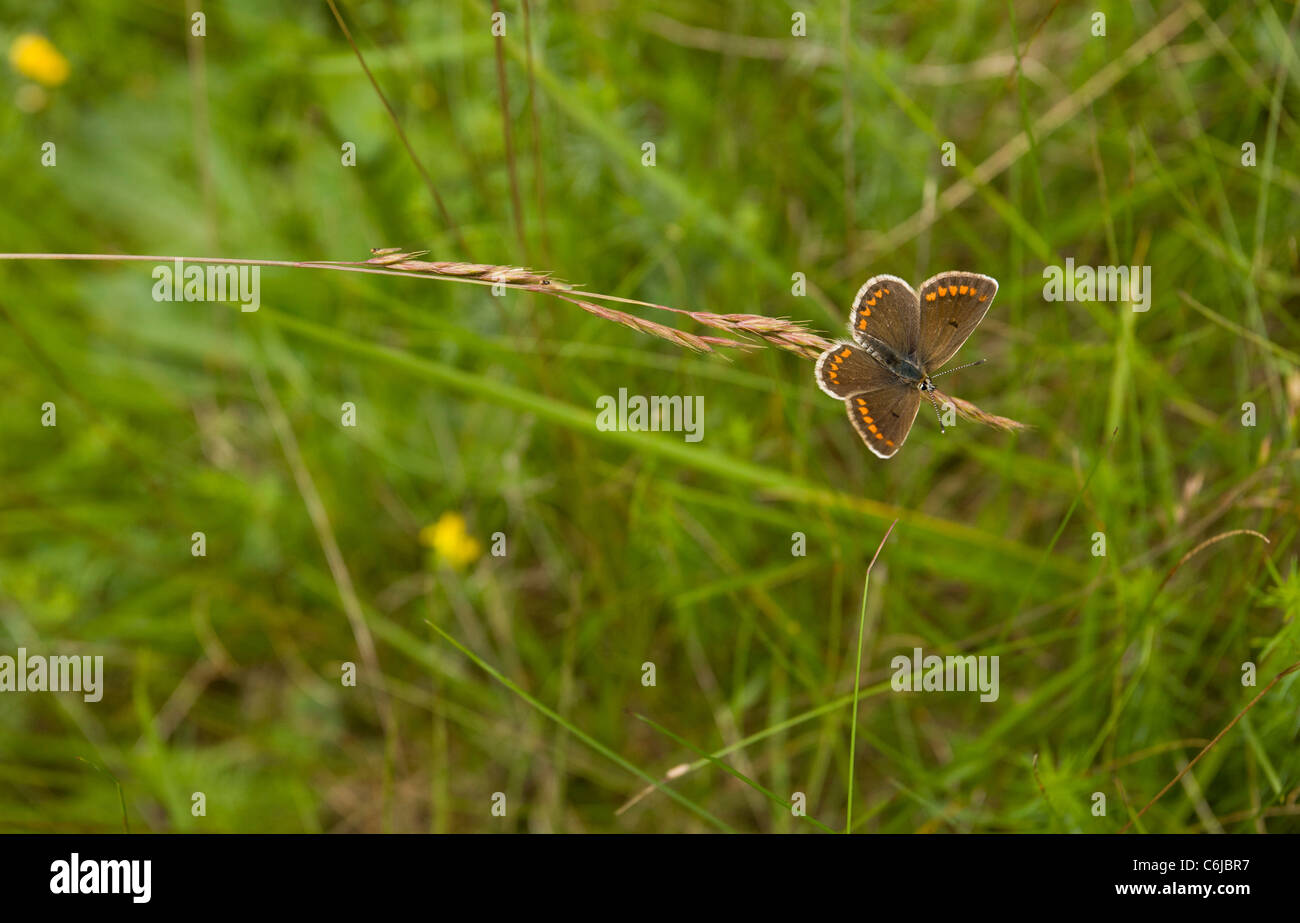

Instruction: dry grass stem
[364,249,563,287]
[934,391,1030,432]
[364,249,825,359]
[555,294,756,354]
[0,247,1028,429]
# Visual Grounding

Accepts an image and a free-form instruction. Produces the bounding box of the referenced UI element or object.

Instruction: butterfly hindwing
[916,271,997,370]
[816,342,921,459]
[844,385,921,460]
[849,274,920,357]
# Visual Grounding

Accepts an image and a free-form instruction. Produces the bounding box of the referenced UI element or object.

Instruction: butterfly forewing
[815,342,921,459]
[849,274,920,357]
[916,271,997,370]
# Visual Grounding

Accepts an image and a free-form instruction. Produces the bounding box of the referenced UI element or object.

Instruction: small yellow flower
[419,512,482,570]
[9,34,69,87]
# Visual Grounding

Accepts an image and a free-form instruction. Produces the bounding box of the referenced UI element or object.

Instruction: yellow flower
[419,512,482,570]
[9,34,69,87]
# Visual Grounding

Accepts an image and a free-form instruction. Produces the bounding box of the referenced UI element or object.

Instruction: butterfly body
[815,271,998,459]
[856,336,929,386]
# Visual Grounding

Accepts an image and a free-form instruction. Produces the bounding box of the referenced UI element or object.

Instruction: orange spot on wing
[936,286,946,296]
[925,293,936,302]
[866,299,876,307]
[864,417,873,423]
[885,439,895,447]
[875,432,883,439]
[958,285,969,295]
[978,295,987,301]
[840,349,851,357]
[868,424,878,433]
[858,318,867,329]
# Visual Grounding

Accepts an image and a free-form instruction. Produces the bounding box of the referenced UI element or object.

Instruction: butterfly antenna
[925,389,947,434]
[928,358,987,380]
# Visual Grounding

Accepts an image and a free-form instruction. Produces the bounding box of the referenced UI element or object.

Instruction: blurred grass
[0,0,1297,833]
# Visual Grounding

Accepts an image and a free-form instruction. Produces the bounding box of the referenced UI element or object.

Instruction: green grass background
[1,0,1298,833]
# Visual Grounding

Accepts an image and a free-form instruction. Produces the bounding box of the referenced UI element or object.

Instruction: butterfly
[815,271,998,459]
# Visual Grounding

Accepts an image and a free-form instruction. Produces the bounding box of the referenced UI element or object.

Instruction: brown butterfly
[815,271,997,459]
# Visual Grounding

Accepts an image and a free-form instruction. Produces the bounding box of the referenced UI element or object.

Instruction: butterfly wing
[815,342,921,459]
[845,386,921,459]
[916,271,997,371]
[848,274,920,357]
[816,341,892,399]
